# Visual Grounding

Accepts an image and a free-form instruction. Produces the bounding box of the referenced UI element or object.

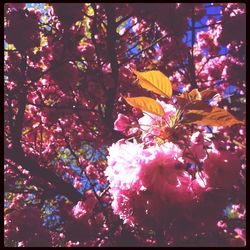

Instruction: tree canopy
[4,3,245,247]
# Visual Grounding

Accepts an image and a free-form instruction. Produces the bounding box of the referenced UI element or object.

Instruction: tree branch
[11,55,28,147]
[188,21,222,31]
[119,33,169,66]
[119,17,142,39]
[104,4,120,131]
[116,14,133,27]
[5,147,84,204]
[189,4,198,89]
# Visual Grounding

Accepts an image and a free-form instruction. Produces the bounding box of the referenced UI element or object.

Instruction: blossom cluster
[106,99,243,242]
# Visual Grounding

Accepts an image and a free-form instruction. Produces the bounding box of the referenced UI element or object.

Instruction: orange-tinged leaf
[133,70,172,98]
[125,96,164,117]
[186,107,244,126]
[176,93,189,107]
[177,89,201,102]
[188,89,202,101]
[185,101,212,112]
[200,89,218,100]
[182,113,205,124]
[178,92,190,99]
[177,89,214,111]
[177,89,201,108]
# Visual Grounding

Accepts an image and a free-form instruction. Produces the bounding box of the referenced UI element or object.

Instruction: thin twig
[120,33,169,65]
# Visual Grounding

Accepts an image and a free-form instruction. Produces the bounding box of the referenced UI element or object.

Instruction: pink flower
[138,101,176,130]
[86,164,97,179]
[203,151,241,190]
[138,101,176,142]
[217,220,227,229]
[114,114,130,132]
[105,141,197,229]
[73,177,82,189]
[160,101,177,121]
[72,201,87,220]
[190,132,207,161]
[190,131,204,144]
[191,144,207,161]
[191,171,209,196]
[106,125,243,236]
[139,143,191,202]
[234,228,246,245]
[66,241,80,247]
[105,140,143,190]
[85,190,97,211]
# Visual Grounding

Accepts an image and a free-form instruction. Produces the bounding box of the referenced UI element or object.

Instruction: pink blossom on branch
[114,114,130,132]
[114,113,139,136]
[106,141,208,232]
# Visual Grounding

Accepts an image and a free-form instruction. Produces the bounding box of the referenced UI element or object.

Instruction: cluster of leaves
[125,70,243,127]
